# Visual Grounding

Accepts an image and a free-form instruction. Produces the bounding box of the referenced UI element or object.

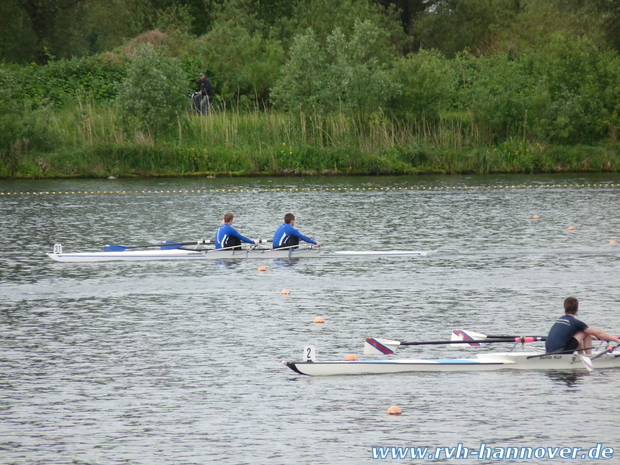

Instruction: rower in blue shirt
[215,213,257,249]
[545,297,619,354]
[273,213,321,249]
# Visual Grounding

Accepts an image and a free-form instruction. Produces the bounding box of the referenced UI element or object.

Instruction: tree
[15,0,90,63]
[387,49,454,120]
[374,0,437,33]
[555,0,620,52]
[272,0,409,54]
[271,22,398,115]
[116,44,188,134]
[413,0,522,57]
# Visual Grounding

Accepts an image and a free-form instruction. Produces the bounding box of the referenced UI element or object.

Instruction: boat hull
[283,352,620,376]
[47,247,431,263]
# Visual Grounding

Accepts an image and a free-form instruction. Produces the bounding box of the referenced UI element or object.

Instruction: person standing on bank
[273,213,321,249]
[194,72,214,115]
[215,213,256,249]
[545,297,620,354]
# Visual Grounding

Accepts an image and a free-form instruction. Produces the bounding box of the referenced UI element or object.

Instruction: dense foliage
[1,0,620,177]
[116,44,188,132]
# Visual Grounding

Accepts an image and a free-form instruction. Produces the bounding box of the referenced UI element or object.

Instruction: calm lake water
[1,174,620,464]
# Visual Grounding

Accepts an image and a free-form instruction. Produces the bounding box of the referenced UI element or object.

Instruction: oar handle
[486,335,547,339]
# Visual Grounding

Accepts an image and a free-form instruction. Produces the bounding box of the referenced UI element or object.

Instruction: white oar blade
[451,330,486,346]
[364,338,400,355]
[580,354,594,372]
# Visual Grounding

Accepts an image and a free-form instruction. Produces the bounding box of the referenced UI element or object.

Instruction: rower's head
[284,213,295,225]
[564,297,579,315]
[223,212,234,224]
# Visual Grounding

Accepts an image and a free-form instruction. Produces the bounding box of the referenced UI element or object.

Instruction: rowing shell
[47,246,433,263]
[283,351,620,376]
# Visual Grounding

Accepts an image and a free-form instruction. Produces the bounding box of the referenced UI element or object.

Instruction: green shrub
[115,44,187,133]
[459,36,620,144]
[195,23,285,106]
[0,69,25,157]
[271,21,398,115]
[387,49,455,120]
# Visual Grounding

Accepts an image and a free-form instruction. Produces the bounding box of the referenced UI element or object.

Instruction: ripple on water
[2,174,620,464]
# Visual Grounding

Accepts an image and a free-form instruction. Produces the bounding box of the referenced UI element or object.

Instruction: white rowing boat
[47,244,433,263]
[282,351,620,376]
[283,332,620,376]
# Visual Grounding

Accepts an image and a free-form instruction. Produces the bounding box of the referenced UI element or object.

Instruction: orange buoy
[344,354,358,361]
[313,316,325,324]
[610,240,618,245]
[257,266,267,272]
[567,227,575,230]
[387,406,402,416]
[532,215,540,219]
[281,289,291,295]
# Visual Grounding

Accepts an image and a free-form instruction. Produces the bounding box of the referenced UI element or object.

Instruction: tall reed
[2,101,619,178]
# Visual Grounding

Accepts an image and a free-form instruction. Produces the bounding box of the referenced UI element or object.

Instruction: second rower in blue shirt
[215,213,257,249]
[273,213,321,249]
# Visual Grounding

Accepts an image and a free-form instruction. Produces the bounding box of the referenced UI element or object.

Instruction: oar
[589,342,620,361]
[207,240,274,252]
[104,240,212,252]
[452,329,547,347]
[580,342,620,371]
[364,336,546,355]
[104,238,272,252]
[524,343,620,372]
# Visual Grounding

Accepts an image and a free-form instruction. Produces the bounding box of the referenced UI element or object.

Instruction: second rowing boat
[283,350,620,376]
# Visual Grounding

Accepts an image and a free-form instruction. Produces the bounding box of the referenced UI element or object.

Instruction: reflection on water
[1,174,620,464]
[213,260,243,270]
[546,371,587,388]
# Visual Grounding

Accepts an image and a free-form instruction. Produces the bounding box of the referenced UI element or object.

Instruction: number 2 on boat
[303,346,316,362]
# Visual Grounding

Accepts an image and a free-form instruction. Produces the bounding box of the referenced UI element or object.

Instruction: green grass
[1,102,619,178]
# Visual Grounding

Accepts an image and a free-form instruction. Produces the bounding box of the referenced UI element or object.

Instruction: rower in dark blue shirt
[545,297,619,354]
[273,213,321,249]
[215,213,256,249]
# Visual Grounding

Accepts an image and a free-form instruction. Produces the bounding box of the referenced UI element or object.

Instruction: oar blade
[451,330,484,347]
[104,244,127,252]
[580,354,594,372]
[364,338,400,355]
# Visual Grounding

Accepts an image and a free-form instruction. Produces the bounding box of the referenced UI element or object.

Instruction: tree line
[3,0,620,64]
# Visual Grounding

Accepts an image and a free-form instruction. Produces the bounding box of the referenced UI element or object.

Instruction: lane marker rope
[1,184,619,196]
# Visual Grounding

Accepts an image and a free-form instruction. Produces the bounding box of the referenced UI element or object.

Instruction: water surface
[1,174,620,464]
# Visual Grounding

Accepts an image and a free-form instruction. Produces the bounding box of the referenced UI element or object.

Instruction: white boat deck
[283,350,620,376]
[47,245,433,263]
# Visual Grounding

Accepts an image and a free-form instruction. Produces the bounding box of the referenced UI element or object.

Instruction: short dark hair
[284,213,295,224]
[564,297,579,314]
[224,212,234,223]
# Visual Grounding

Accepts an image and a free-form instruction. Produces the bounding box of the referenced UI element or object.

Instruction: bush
[0,69,25,156]
[460,36,620,144]
[115,44,187,133]
[528,36,620,143]
[387,49,455,120]
[1,56,126,108]
[465,52,548,140]
[271,21,398,115]
[195,23,285,107]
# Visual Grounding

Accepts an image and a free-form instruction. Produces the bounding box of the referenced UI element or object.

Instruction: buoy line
[1,183,619,196]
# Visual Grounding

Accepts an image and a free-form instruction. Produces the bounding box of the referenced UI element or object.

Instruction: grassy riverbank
[3,103,619,179]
